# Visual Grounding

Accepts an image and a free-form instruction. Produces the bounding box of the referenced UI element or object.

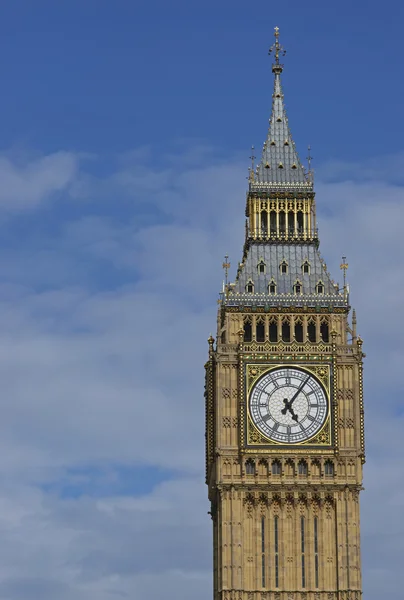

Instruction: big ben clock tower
[205,29,365,600]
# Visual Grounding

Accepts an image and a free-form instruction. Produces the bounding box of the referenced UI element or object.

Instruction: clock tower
[205,29,364,600]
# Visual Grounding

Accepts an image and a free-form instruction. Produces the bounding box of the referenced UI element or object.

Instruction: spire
[253,27,312,192]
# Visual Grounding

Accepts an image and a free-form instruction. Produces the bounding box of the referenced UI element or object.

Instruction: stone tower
[205,29,365,600]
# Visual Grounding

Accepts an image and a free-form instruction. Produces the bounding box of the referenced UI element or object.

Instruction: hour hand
[289,407,299,422]
[281,398,290,415]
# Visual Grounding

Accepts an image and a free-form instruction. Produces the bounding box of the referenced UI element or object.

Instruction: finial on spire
[307,145,314,182]
[269,26,286,73]
[340,256,349,300]
[248,146,256,182]
[222,255,230,286]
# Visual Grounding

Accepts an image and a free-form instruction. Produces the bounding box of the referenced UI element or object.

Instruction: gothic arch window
[269,318,278,342]
[257,260,266,274]
[246,280,254,293]
[256,318,265,343]
[311,459,321,478]
[282,318,291,342]
[285,459,295,477]
[246,459,256,476]
[268,279,277,295]
[287,211,294,235]
[280,260,288,274]
[320,318,329,343]
[270,211,276,234]
[243,319,252,342]
[279,210,286,231]
[298,460,308,476]
[294,280,303,295]
[272,460,281,475]
[316,280,324,294]
[297,210,304,232]
[261,212,268,232]
[302,261,310,275]
[325,460,334,477]
[308,318,316,342]
[258,459,268,477]
[294,318,303,343]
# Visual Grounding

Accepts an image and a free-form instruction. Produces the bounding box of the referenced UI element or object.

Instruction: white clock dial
[249,367,328,444]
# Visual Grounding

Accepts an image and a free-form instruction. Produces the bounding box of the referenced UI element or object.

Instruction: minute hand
[288,376,310,407]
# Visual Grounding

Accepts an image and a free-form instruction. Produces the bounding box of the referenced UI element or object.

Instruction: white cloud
[0,151,77,212]
[0,147,402,598]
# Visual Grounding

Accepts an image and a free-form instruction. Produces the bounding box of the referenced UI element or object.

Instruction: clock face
[249,367,328,444]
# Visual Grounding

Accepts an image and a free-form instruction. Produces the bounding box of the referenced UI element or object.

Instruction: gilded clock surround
[244,363,332,448]
[205,28,365,600]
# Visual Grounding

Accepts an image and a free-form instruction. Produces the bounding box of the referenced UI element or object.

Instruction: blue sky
[0,1,403,599]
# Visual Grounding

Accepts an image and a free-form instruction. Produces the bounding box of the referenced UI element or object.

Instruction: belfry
[205,28,364,600]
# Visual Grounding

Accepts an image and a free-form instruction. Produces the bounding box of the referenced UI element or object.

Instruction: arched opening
[256,320,265,342]
[270,211,276,234]
[279,211,286,233]
[246,460,255,475]
[269,320,278,342]
[325,461,334,477]
[261,211,268,233]
[243,321,252,342]
[320,321,329,343]
[282,320,290,342]
[298,460,308,476]
[308,320,316,342]
[297,211,304,232]
[269,280,276,295]
[272,460,281,475]
[246,281,254,293]
[287,212,294,235]
[295,321,303,343]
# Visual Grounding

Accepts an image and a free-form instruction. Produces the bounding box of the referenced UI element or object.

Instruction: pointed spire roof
[251,28,312,193]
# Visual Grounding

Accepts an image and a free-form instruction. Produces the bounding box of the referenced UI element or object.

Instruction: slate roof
[230,242,341,299]
[251,64,312,193]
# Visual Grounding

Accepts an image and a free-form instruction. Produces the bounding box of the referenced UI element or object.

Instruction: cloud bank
[0,146,401,598]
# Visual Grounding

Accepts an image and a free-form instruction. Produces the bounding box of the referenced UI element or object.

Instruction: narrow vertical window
[269,321,278,342]
[308,320,316,342]
[243,321,252,342]
[282,320,291,342]
[274,516,279,588]
[314,516,319,588]
[301,516,306,588]
[295,321,303,343]
[321,321,329,343]
[256,320,265,342]
[261,516,266,588]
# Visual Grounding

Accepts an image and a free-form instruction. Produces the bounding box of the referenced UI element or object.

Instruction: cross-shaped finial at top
[269,26,286,68]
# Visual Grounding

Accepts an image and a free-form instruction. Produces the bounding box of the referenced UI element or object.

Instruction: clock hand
[281,398,290,415]
[288,376,310,407]
[281,398,299,421]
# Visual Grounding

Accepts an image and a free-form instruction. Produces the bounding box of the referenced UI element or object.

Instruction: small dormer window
[294,281,302,295]
[269,279,277,295]
[264,162,270,169]
[278,163,284,169]
[276,117,282,122]
[280,261,288,274]
[291,163,297,169]
[284,140,289,146]
[246,281,254,293]
[302,261,310,274]
[316,282,324,295]
[257,260,266,274]
[270,140,276,146]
